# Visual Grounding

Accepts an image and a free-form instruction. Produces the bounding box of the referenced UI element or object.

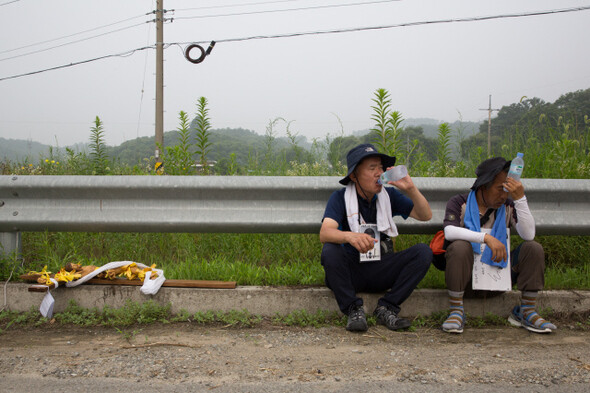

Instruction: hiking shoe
[346,304,368,332]
[373,305,411,331]
[507,305,556,334]
[441,310,465,334]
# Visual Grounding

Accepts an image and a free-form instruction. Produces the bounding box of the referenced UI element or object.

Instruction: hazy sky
[1,0,589,147]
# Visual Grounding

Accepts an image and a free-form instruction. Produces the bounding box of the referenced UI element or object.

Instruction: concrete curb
[3,283,590,318]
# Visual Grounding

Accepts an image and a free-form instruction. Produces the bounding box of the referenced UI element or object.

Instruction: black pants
[321,242,432,314]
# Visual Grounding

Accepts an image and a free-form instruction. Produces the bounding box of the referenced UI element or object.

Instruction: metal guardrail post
[0,232,21,259]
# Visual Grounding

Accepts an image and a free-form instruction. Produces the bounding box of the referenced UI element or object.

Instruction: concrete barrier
[4,283,589,318]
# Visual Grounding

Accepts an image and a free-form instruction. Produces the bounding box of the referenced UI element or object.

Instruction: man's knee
[515,240,545,270]
[446,239,472,254]
[445,240,473,263]
[412,243,433,269]
[520,240,544,258]
[321,242,343,268]
[513,240,545,291]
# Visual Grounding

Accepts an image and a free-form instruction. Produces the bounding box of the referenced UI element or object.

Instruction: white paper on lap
[472,228,512,291]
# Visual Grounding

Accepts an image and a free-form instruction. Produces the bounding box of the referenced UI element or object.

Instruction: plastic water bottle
[504,152,524,191]
[378,165,408,185]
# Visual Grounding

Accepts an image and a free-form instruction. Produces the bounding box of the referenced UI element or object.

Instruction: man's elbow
[418,212,432,221]
[414,208,432,221]
[319,229,330,244]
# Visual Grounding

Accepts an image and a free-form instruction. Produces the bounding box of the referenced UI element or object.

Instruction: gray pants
[445,240,545,292]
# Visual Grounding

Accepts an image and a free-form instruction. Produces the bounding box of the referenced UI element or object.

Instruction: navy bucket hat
[471,157,511,191]
[339,143,396,185]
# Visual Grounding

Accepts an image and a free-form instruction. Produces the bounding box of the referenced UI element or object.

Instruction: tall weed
[89,116,109,175]
[162,111,195,175]
[370,88,403,159]
[194,97,213,174]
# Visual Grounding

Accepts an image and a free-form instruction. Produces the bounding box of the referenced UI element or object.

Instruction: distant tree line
[1,88,588,179]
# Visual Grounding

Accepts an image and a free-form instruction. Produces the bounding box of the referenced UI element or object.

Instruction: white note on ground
[40,291,55,319]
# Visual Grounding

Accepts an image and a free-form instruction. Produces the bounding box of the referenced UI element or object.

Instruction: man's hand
[483,233,507,262]
[347,232,378,254]
[320,217,377,253]
[383,168,432,222]
[386,167,413,192]
[503,177,525,200]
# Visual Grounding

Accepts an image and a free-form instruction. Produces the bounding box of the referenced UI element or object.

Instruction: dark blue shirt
[322,187,414,254]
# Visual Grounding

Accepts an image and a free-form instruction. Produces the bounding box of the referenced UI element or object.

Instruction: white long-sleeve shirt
[443,195,535,244]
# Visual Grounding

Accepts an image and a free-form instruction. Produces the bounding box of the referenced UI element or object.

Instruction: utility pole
[479,95,499,156]
[155,0,164,161]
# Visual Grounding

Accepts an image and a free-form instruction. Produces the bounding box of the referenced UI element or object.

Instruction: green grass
[544,263,590,289]
[272,309,346,328]
[3,232,588,289]
[417,266,446,289]
[2,300,587,334]
[0,301,343,332]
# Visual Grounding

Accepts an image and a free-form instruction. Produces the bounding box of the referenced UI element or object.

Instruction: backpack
[430,230,450,271]
[430,208,494,271]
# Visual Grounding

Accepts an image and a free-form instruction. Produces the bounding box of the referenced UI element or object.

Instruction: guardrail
[1,175,589,256]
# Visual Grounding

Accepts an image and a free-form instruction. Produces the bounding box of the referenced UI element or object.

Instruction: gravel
[1,322,589,392]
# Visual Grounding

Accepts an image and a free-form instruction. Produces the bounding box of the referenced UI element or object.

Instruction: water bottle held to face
[379,165,408,185]
[504,152,524,192]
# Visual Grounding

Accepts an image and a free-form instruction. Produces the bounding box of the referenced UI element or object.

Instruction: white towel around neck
[345,183,398,238]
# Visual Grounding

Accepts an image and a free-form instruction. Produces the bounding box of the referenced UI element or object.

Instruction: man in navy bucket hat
[320,143,433,332]
[339,144,397,185]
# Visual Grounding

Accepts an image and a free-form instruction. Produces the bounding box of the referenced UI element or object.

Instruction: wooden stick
[86,278,237,289]
[29,284,54,292]
[23,275,236,292]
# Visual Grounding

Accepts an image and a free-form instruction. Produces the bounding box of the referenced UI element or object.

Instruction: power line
[2,5,590,82]
[173,0,401,20]
[174,0,308,12]
[0,0,19,7]
[171,5,590,45]
[0,13,150,56]
[0,46,154,82]
[0,21,150,62]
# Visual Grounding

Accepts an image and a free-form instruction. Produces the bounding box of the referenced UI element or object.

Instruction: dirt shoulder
[1,321,590,391]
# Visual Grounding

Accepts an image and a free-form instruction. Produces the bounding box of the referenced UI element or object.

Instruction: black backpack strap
[480,208,495,226]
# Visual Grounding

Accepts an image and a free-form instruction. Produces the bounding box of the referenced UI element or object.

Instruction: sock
[521,291,556,330]
[442,290,464,331]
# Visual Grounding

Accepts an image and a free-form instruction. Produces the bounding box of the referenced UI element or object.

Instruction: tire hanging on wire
[184,41,215,64]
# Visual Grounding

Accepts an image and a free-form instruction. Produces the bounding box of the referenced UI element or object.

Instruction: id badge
[359,223,380,262]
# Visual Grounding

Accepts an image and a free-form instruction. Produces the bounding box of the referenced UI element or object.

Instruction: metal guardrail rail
[1,175,589,255]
